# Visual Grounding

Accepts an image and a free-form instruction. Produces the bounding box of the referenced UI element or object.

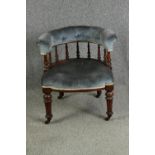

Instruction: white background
[130,0,155,154]
[0,0,155,154]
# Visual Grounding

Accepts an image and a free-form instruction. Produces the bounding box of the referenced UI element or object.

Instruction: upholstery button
[62,36,66,41]
[75,33,80,38]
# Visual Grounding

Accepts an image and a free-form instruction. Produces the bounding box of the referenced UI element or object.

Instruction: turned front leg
[105,85,114,120]
[42,88,52,124]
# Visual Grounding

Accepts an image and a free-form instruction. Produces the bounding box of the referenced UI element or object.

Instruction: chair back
[37,26,117,71]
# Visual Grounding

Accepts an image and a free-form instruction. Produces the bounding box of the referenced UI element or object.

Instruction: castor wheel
[44,115,52,124]
[105,112,113,121]
[45,118,51,124]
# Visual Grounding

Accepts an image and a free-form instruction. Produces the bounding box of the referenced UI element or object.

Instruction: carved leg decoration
[58,91,64,99]
[96,90,102,98]
[42,88,52,124]
[104,49,112,69]
[105,85,114,121]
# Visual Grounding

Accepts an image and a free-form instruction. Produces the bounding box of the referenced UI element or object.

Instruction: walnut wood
[42,88,52,124]
[55,46,59,62]
[96,90,102,98]
[43,55,49,72]
[98,44,101,62]
[48,52,51,63]
[103,49,112,69]
[104,49,107,64]
[105,85,114,120]
[48,52,52,69]
[76,41,80,59]
[51,59,67,67]
[87,42,91,59]
[65,43,69,60]
[58,91,64,99]
[107,51,112,69]
[41,42,114,123]
[41,84,114,123]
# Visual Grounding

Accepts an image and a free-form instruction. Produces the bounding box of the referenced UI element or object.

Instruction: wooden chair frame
[42,42,114,124]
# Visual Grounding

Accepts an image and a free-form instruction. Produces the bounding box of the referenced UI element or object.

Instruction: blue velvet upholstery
[42,59,113,90]
[37,26,117,55]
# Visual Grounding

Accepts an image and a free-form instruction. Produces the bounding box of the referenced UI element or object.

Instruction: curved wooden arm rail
[37,26,117,124]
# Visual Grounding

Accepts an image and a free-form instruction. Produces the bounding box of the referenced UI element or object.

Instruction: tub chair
[37,26,117,124]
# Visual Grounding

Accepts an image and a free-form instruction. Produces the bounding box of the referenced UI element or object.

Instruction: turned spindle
[76,41,80,59]
[43,55,49,72]
[104,49,112,69]
[87,42,91,59]
[55,46,59,62]
[98,44,101,62]
[65,43,69,60]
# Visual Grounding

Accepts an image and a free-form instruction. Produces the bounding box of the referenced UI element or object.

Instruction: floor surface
[27,84,128,155]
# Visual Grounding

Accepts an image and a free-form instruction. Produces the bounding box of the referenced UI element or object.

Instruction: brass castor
[45,115,52,124]
[105,112,113,121]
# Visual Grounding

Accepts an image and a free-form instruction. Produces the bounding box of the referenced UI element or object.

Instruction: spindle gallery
[37,26,117,124]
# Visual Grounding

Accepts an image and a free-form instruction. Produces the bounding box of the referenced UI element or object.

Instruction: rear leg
[58,91,64,99]
[95,90,102,98]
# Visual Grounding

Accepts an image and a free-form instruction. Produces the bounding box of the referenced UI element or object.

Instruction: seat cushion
[42,59,113,90]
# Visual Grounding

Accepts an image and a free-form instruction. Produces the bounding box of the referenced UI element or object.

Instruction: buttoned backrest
[37,26,117,55]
